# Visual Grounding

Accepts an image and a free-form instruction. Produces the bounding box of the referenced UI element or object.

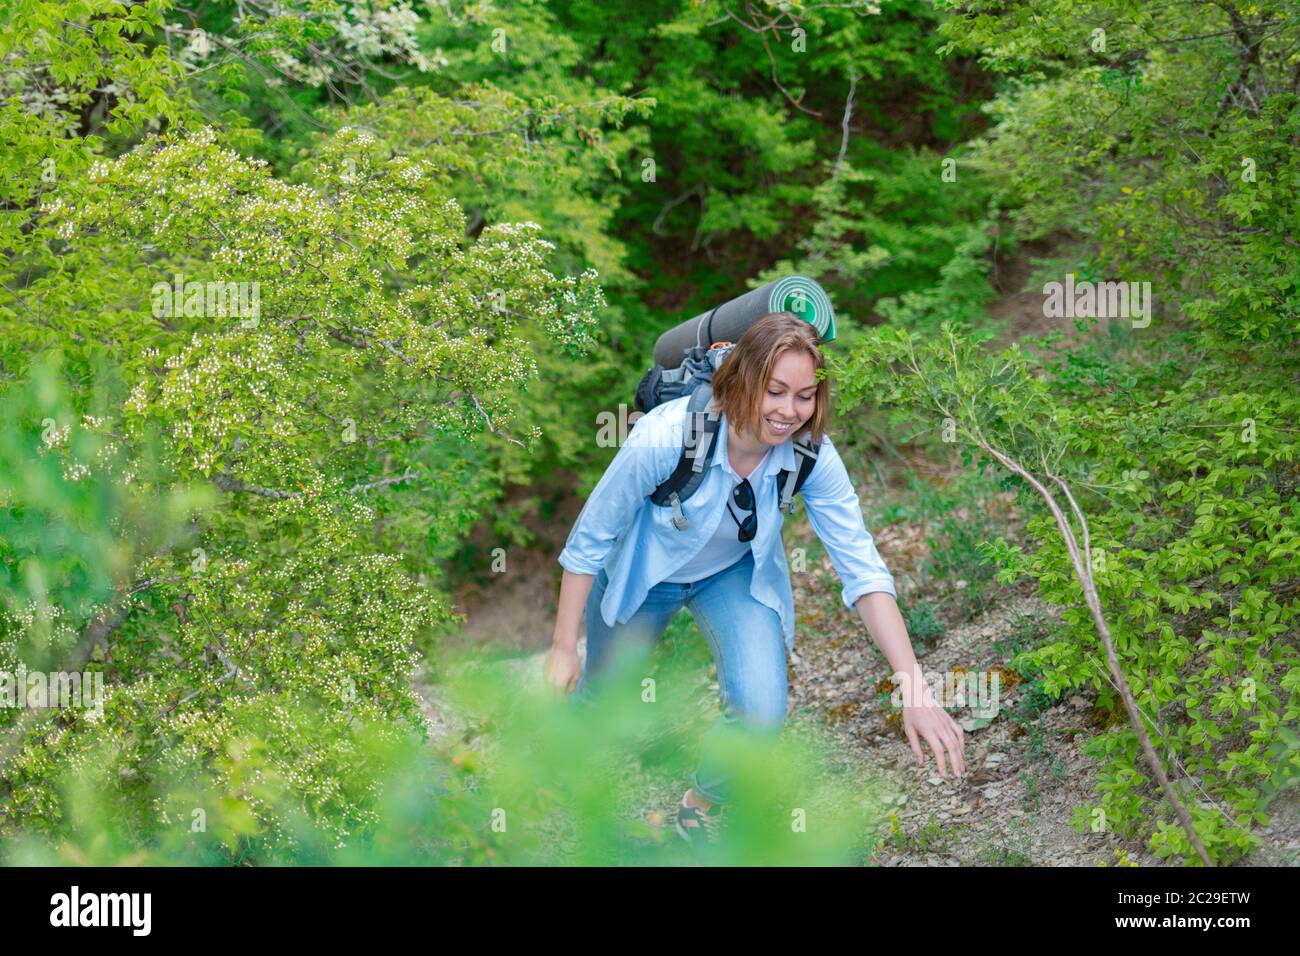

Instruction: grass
[901,599,945,654]
[867,465,1017,624]
[971,817,1035,866]
[882,810,965,859]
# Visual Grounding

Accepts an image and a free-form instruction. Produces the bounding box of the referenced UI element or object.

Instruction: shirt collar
[714,408,797,480]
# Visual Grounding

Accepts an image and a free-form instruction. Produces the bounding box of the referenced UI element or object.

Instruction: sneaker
[674,789,723,847]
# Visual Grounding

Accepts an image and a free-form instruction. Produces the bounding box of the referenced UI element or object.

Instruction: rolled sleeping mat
[652,275,837,369]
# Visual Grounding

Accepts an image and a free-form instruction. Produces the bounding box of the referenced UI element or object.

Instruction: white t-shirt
[662,446,772,583]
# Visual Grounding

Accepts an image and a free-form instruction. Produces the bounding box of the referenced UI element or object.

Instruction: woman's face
[755,349,817,445]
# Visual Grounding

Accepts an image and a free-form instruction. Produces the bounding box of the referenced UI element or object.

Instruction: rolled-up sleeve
[557,408,681,576]
[800,435,897,608]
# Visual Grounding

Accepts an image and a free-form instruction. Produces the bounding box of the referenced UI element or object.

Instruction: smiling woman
[544,312,967,848]
[707,313,830,455]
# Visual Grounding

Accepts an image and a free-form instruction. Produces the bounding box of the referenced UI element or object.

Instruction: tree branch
[832,69,857,180]
[349,468,418,494]
[213,471,300,500]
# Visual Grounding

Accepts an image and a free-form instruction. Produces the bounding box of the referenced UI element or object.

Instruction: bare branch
[349,469,418,494]
[213,471,300,500]
[832,69,858,180]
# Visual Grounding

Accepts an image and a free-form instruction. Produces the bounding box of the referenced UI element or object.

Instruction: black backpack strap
[649,388,721,530]
[776,436,820,515]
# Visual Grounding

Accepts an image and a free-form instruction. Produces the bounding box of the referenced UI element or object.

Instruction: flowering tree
[0,1,635,851]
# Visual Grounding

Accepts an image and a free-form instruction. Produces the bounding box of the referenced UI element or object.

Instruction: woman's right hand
[544,644,582,697]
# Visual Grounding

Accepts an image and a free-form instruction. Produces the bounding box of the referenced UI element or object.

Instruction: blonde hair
[709,312,829,446]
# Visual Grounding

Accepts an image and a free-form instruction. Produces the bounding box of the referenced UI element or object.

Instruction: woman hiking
[543,311,965,847]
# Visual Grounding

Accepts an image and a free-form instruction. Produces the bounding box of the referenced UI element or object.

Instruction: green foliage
[412,0,998,501]
[761,145,1000,335]
[0,2,633,843]
[926,0,1300,864]
[836,310,1299,864]
[6,0,1295,868]
[3,647,885,865]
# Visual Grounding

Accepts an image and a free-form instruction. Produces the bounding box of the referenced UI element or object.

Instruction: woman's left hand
[902,701,966,779]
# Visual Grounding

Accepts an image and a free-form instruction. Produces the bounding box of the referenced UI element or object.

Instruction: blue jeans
[570,550,787,805]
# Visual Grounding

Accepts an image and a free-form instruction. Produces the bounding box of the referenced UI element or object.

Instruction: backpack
[633,341,820,531]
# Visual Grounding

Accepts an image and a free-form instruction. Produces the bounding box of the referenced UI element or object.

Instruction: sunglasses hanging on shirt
[728,478,757,542]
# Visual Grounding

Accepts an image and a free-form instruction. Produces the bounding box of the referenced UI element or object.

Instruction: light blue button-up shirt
[558,394,897,653]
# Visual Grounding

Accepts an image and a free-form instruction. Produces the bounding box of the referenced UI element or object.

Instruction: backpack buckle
[668,492,689,530]
[779,467,800,514]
